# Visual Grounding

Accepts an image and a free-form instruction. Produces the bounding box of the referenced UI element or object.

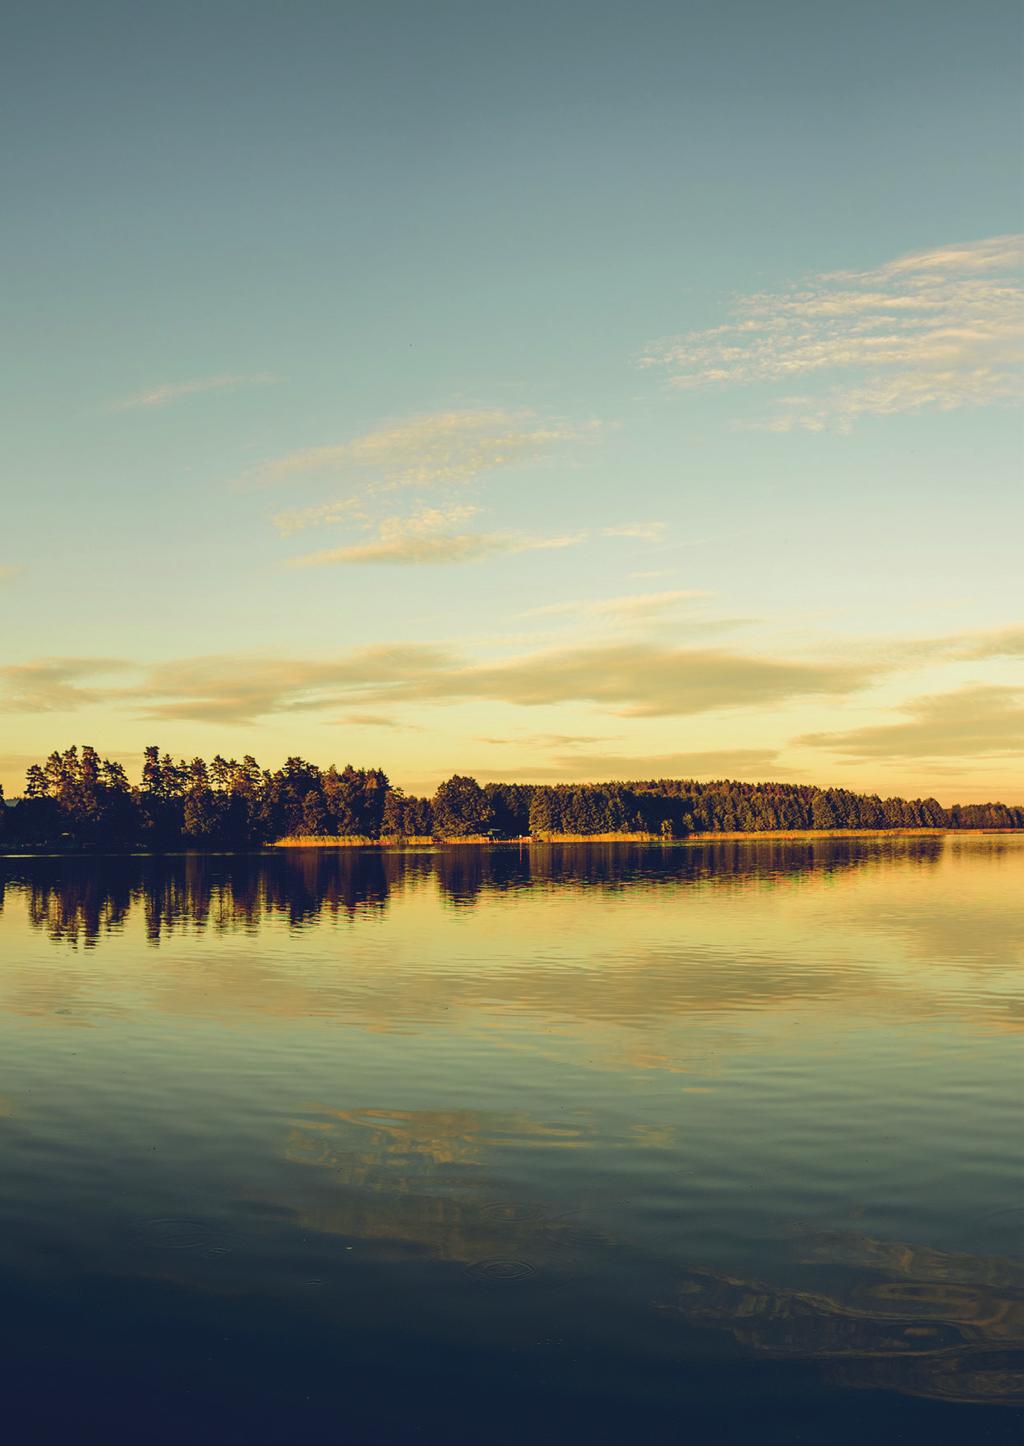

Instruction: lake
[0,836,1021,1444]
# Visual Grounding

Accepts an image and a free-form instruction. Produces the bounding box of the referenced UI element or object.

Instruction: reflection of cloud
[641,235,1024,430]
[669,1230,1024,1406]
[3,836,1021,1131]
[799,685,1024,759]
[279,1106,597,1264]
[7,839,1021,1040]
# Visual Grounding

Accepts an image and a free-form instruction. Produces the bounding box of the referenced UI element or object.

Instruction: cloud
[641,234,1024,430]
[248,408,594,494]
[0,658,133,712]
[272,497,368,537]
[287,505,584,567]
[131,647,454,722]
[0,565,20,584]
[521,589,712,623]
[113,374,277,410]
[1,639,874,725]
[421,643,871,717]
[602,522,666,541]
[835,621,1024,672]
[477,732,619,749]
[478,747,785,782]
[949,625,1024,660]
[798,685,1024,759]
[341,713,417,730]
[293,533,522,566]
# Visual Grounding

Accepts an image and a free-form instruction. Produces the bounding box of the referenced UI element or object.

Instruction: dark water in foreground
[0,837,1021,1445]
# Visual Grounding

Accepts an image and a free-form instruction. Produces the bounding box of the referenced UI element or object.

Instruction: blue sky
[1,0,1021,801]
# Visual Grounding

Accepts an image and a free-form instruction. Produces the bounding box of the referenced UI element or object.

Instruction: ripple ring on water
[465,1258,536,1284]
[135,1218,227,1252]
[479,1202,552,1224]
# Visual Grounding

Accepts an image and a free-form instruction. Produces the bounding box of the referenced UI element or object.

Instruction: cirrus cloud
[286,505,585,567]
[641,234,1024,431]
[113,374,277,410]
[247,408,595,495]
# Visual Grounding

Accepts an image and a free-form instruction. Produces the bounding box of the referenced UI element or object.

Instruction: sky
[1,0,1021,804]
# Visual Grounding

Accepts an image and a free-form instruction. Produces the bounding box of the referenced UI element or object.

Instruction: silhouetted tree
[432,775,492,837]
[5,744,1021,849]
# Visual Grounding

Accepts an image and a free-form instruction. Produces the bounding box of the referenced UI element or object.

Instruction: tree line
[1,745,1020,849]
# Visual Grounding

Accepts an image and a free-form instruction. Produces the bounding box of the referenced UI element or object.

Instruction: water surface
[0,837,1021,1443]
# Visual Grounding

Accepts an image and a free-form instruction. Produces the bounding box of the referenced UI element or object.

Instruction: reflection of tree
[1,853,405,946]
[3,842,1017,1047]
[669,1231,1024,1406]
[0,835,948,944]
[433,836,943,906]
[24,865,134,946]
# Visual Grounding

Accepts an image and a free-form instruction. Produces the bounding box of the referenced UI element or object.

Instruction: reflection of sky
[0,839,1021,1422]
[671,1230,1024,1406]
[1,839,1020,1041]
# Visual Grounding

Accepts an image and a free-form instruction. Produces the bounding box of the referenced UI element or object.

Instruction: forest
[1,745,1020,850]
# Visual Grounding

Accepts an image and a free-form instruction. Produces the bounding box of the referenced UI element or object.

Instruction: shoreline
[3,828,1020,860]
[271,826,1021,848]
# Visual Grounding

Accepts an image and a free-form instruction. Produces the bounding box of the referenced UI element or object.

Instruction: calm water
[0,837,1021,1444]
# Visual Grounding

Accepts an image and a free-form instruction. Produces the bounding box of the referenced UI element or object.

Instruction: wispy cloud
[11,624,1018,732]
[248,408,595,494]
[287,505,584,567]
[340,713,419,730]
[113,374,277,410]
[0,658,133,712]
[151,644,869,721]
[133,648,454,723]
[641,234,1024,430]
[602,522,666,542]
[948,624,1024,660]
[521,588,711,623]
[272,497,368,537]
[477,732,618,750]
[478,747,785,782]
[434,644,871,718]
[1,640,874,725]
[798,684,1024,759]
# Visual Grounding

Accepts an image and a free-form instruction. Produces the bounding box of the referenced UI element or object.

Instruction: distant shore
[271,827,1022,849]
[5,829,1021,860]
